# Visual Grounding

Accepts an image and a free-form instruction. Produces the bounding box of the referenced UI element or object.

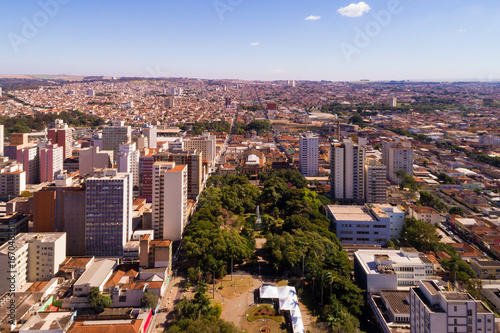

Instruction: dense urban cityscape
[0,76,499,333]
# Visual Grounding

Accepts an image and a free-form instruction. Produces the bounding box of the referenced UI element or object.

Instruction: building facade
[299,133,319,177]
[331,139,366,202]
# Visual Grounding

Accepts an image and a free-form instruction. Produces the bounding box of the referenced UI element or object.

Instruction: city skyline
[1,0,499,81]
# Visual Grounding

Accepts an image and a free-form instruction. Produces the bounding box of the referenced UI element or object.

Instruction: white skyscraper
[85,169,133,257]
[152,162,188,241]
[331,139,366,202]
[143,126,158,149]
[0,124,4,156]
[299,133,319,177]
[364,159,387,203]
[117,142,139,197]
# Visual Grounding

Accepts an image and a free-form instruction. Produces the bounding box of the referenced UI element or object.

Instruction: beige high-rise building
[331,139,365,202]
[0,232,66,294]
[152,162,188,241]
[184,132,216,167]
[299,132,319,177]
[102,121,131,155]
[154,149,203,200]
[364,159,387,203]
[382,137,413,183]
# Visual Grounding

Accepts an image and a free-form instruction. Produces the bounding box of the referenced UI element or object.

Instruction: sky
[0,0,499,81]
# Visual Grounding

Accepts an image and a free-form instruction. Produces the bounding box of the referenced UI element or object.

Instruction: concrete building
[164,96,175,108]
[154,149,203,200]
[47,119,73,159]
[408,206,441,225]
[72,259,118,296]
[0,212,29,244]
[78,146,113,177]
[0,162,26,196]
[369,290,411,333]
[331,139,366,202]
[0,232,66,294]
[327,205,390,245]
[371,204,405,239]
[382,137,413,183]
[139,235,172,269]
[410,280,494,333]
[299,132,319,177]
[39,143,63,183]
[0,124,3,156]
[33,184,86,256]
[117,142,139,197]
[354,248,434,293]
[139,150,155,201]
[16,145,39,184]
[152,162,188,241]
[85,170,133,257]
[102,121,131,155]
[143,126,157,149]
[364,159,387,203]
[184,132,217,167]
[469,258,500,279]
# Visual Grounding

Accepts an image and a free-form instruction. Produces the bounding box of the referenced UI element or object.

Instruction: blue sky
[1,0,499,81]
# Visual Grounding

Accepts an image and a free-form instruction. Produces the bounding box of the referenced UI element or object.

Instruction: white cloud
[305,15,321,21]
[251,42,261,46]
[337,2,371,17]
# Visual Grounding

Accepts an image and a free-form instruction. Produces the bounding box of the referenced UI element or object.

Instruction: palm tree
[324,271,335,297]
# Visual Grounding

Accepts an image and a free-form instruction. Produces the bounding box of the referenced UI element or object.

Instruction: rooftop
[74,259,117,287]
[380,290,410,314]
[327,205,375,222]
[0,232,66,255]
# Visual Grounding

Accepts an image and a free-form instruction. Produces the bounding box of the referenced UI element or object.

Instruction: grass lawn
[208,275,254,299]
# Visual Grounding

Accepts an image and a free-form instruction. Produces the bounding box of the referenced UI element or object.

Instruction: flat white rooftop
[356,249,426,275]
[327,205,375,222]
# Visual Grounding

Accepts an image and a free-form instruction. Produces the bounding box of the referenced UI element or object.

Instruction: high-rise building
[152,162,188,241]
[225,97,232,107]
[47,119,73,159]
[164,97,175,108]
[364,159,387,203]
[0,162,26,196]
[382,137,413,183]
[299,133,319,177]
[143,126,157,149]
[0,124,4,156]
[78,146,113,177]
[117,142,139,197]
[410,280,494,333]
[184,132,217,167]
[0,232,66,294]
[85,169,133,257]
[39,143,64,183]
[33,182,86,256]
[154,149,203,200]
[139,149,155,201]
[331,139,366,202]
[16,145,39,184]
[102,121,131,155]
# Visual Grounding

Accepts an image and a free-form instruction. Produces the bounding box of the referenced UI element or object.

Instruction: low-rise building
[469,258,500,279]
[72,259,118,296]
[408,206,441,225]
[354,248,433,293]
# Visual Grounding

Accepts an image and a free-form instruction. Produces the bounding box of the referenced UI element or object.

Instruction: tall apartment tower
[154,149,203,200]
[0,232,66,294]
[152,162,188,241]
[0,124,4,156]
[184,132,217,166]
[102,121,132,155]
[331,139,366,202]
[139,149,155,201]
[78,146,113,177]
[364,159,387,203]
[164,97,175,108]
[33,181,86,256]
[410,280,494,333]
[47,119,73,159]
[85,169,133,257]
[143,126,157,148]
[0,162,26,196]
[382,137,413,183]
[17,145,39,184]
[39,143,64,182]
[299,133,319,177]
[117,142,140,197]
